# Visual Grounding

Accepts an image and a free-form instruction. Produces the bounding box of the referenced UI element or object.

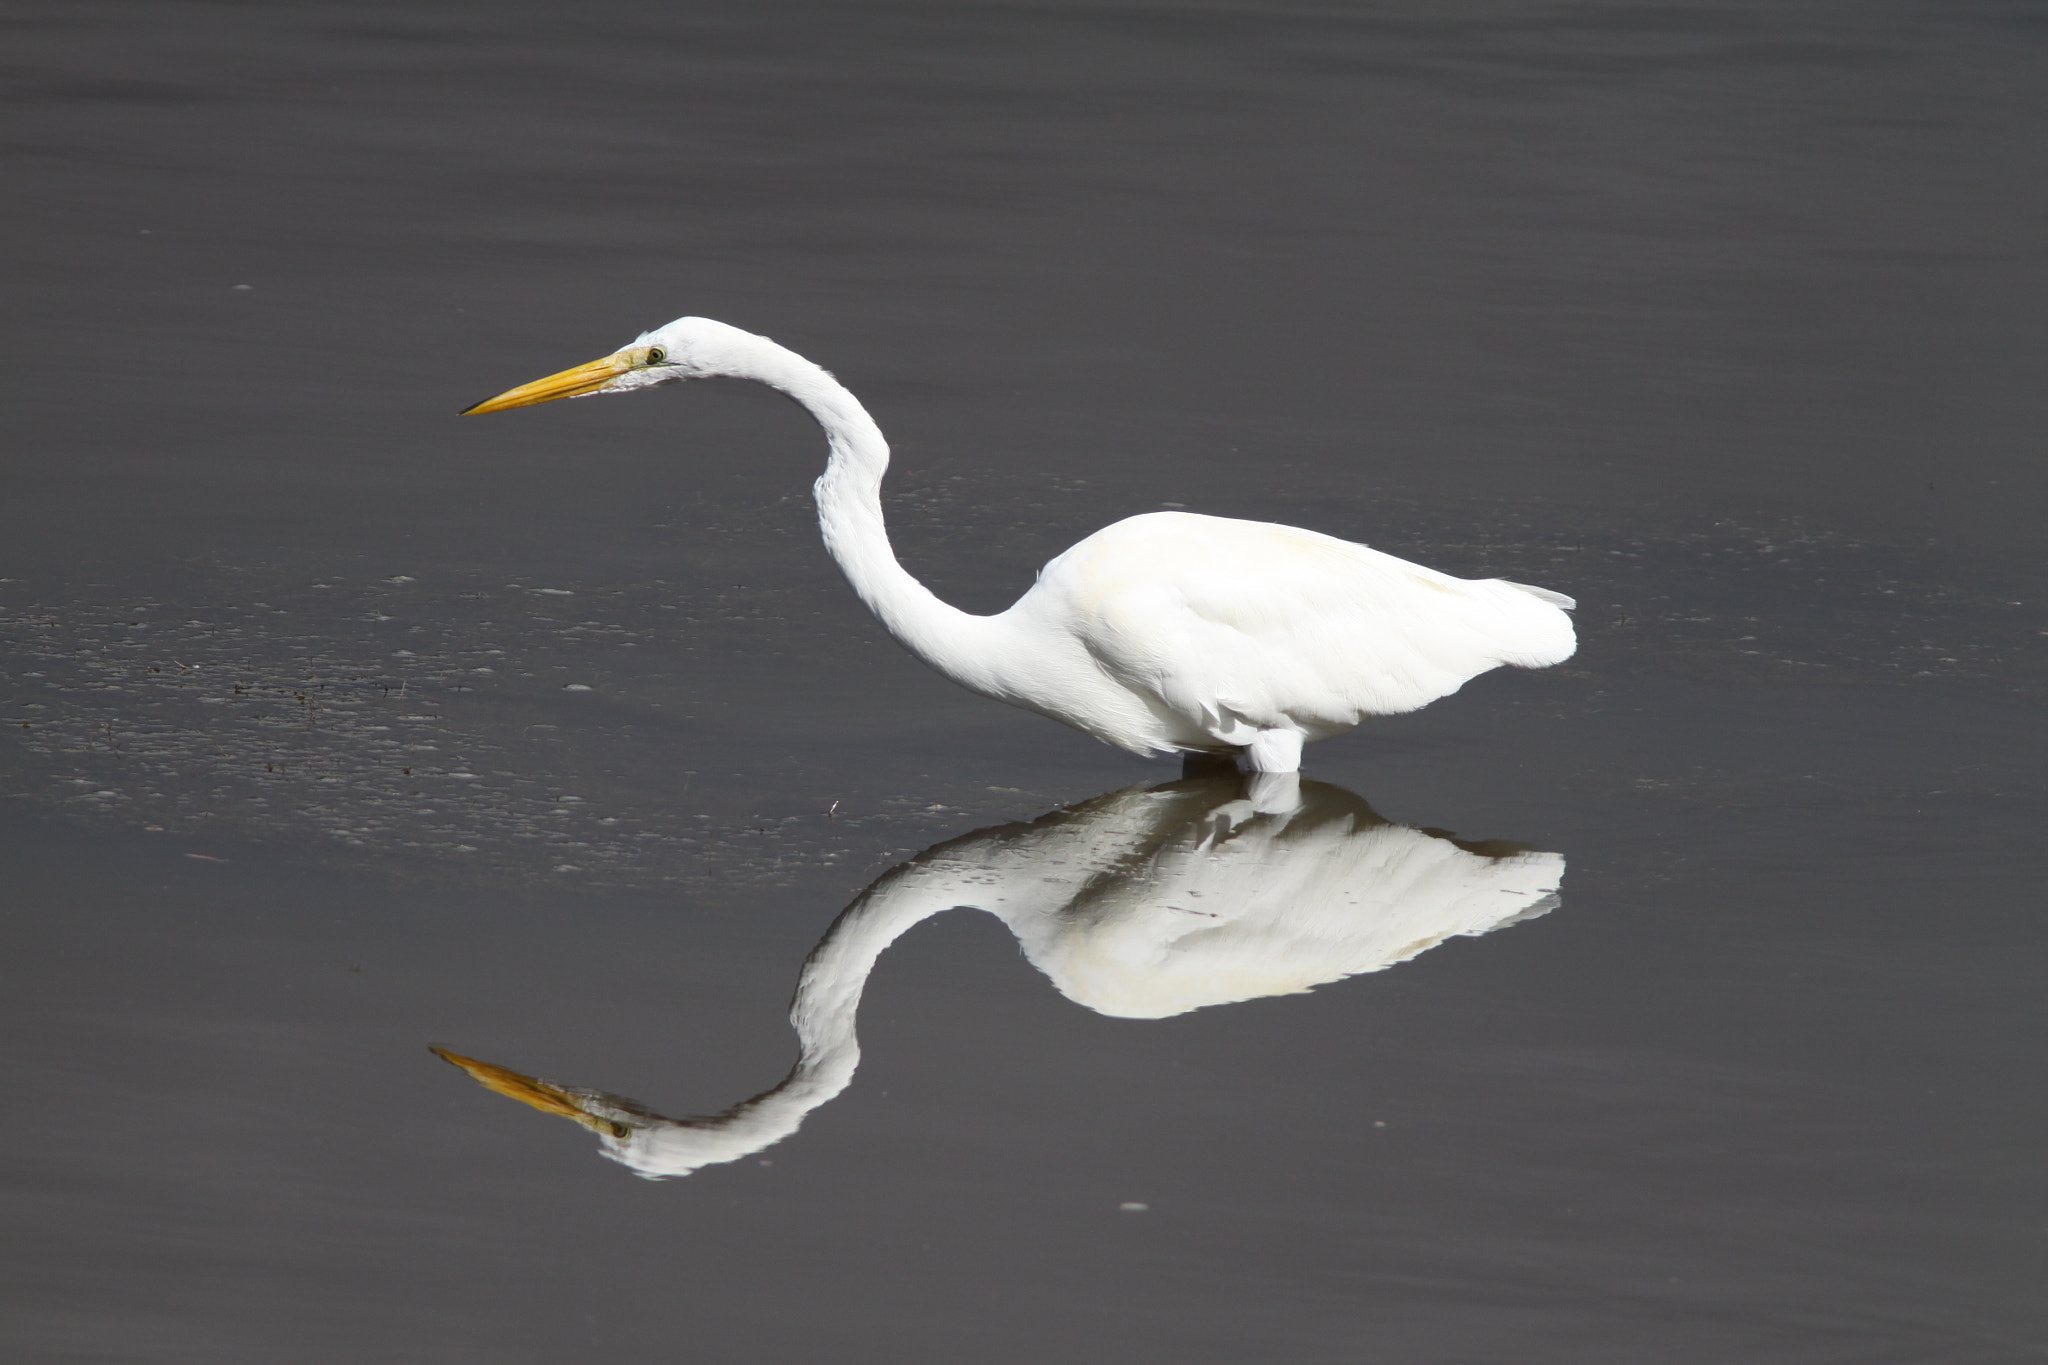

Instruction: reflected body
[437,772,1563,1178]
[467,318,1577,771]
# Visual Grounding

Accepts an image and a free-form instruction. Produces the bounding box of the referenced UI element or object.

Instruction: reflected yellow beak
[462,352,630,415]
[431,1045,616,1135]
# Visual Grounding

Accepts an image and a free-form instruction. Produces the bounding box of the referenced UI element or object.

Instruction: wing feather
[1038,513,1574,735]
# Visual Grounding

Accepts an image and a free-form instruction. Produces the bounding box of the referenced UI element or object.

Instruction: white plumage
[466,317,1577,770]
[434,773,1563,1178]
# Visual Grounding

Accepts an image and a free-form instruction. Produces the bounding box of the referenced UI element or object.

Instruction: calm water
[4,2,2045,1361]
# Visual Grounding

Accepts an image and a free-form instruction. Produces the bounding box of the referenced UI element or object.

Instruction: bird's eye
[645,347,666,365]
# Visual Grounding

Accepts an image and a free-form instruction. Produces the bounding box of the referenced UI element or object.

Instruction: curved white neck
[689,866,957,1152]
[603,870,955,1177]
[731,338,986,672]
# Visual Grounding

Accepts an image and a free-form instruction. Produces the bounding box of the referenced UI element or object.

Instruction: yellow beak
[431,1045,619,1135]
[462,352,630,415]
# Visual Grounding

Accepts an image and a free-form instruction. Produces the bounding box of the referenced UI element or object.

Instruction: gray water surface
[4,3,2045,1362]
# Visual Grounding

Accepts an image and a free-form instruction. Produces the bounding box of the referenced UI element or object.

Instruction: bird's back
[1008,512,1574,749]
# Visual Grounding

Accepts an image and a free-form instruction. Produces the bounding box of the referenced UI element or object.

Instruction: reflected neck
[720,870,958,1132]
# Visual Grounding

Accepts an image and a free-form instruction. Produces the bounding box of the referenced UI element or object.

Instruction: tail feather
[1500,580,1575,611]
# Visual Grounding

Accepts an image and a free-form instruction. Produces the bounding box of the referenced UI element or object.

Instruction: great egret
[466,318,1576,771]
[435,771,1563,1178]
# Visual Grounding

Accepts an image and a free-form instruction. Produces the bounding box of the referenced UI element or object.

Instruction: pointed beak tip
[461,353,625,417]
[429,1045,602,1126]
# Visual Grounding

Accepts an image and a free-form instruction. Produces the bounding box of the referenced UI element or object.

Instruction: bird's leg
[1245,729,1303,774]
[1179,750,1242,780]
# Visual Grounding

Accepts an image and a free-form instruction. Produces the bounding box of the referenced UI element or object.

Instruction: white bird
[434,771,1564,1178]
[466,318,1576,772]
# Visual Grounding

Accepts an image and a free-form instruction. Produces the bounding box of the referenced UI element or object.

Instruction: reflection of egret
[466,318,1575,772]
[436,772,1563,1178]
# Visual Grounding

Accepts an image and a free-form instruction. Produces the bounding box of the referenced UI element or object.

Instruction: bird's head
[430,1045,807,1179]
[461,316,762,415]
